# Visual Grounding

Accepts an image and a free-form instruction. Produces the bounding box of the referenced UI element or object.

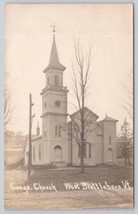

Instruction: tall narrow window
[83,142,86,158]
[58,126,61,136]
[44,130,47,137]
[78,145,80,158]
[89,143,91,158]
[108,148,113,162]
[44,102,47,108]
[54,75,59,86]
[55,126,58,136]
[47,77,49,85]
[39,145,41,161]
[33,146,35,162]
[109,136,111,144]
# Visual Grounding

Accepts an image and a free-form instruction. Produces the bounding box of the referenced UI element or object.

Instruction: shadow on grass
[23,166,133,192]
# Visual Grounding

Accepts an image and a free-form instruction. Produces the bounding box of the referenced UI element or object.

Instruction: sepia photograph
[4,3,133,209]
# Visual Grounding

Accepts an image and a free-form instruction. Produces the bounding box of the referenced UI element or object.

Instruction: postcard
[4,3,133,209]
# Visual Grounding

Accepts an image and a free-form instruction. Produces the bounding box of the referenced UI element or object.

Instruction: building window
[44,102,47,108]
[108,148,113,162]
[33,146,35,162]
[39,145,41,161]
[47,77,50,85]
[44,130,47,137]
[78,145,80,158]
[83,142,86,158]
[78,142,86,158]
[55,126,62,137]
[54,75,59,86]
[55,126,58,136]
[54,145,62,161]
[109,136,111,144]
[89,143,91,158]
[58,126,61,136]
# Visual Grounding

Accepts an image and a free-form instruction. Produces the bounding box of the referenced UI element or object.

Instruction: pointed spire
[49,35,60,66]
[43,25,66,73]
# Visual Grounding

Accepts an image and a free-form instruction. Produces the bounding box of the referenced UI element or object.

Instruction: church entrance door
[108,148,113,162]
[54,145,62,162]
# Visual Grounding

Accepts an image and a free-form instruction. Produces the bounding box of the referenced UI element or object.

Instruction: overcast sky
[5,4,133,135]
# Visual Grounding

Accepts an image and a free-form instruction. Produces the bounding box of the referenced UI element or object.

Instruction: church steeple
[40,26,68,166]
[43,26,66,73]
[49,35,60,66]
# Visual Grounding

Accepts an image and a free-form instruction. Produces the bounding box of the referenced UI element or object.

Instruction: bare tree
[70,39,96,173]
[118,117,133,166]
[120,71,133,122]
[4,74,13,128]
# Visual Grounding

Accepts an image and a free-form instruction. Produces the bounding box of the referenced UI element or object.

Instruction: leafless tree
[121,71,133,123]
[70,38,96,173]
[4,81,13,128]
[118,117,133,166]
[4,91,10,127]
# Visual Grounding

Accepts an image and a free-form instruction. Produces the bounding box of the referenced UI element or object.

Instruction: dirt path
[5,188,133,209]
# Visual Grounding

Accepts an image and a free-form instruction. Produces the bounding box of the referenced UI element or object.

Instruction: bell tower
[41,27,68,165]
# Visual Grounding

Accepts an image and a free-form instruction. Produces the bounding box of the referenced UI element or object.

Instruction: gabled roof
[43,35,66,73]
[97,122,103,128]
[70,107,99,120]
[100,114,118,122]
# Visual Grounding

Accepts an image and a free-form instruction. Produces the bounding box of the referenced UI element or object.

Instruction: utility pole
[28,93,35,180]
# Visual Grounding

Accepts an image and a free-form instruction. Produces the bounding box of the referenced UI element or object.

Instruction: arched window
[54,145,62,162]
[55,145,62,150]
[108,148,113,162]
[54,75,59,86]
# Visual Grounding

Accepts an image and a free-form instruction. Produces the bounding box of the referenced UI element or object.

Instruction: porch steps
[53,162,67,167]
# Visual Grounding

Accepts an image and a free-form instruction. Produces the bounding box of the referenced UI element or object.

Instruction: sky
[4,4,133,135]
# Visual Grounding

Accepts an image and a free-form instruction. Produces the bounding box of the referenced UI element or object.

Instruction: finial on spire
[50,23,56,35]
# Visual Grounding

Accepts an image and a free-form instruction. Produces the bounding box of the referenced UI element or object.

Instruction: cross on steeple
[50,23,56,35]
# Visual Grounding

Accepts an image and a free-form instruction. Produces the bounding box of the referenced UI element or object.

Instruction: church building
[25,31,118,166]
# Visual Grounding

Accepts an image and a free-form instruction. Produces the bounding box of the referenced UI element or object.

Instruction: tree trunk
[80,141,84,173]
[80,104,85,173]
[124,155,127,166]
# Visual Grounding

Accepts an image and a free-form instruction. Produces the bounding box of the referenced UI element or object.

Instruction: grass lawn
[4,166,134,209]
[25,166,133,191]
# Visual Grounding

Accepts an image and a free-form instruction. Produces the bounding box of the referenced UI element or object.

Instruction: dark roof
[100,114,118,122]
[43,35,66,73]
[70,107,99,120]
